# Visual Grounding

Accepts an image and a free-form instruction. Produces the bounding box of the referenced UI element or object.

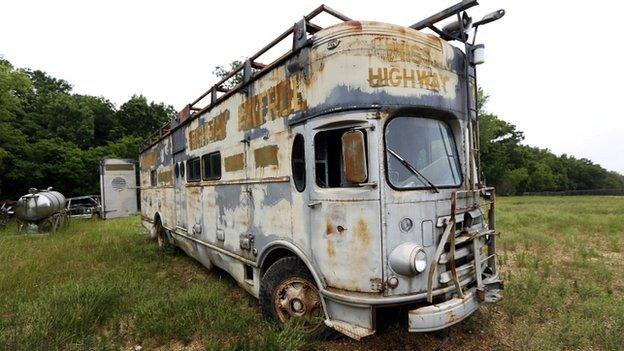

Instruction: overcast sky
[2,0,623,173]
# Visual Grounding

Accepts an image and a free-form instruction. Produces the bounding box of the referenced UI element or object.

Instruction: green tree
[112,95,174,139]
[0,59,174,199]
[213,60,244,90]
[477,88,624,194]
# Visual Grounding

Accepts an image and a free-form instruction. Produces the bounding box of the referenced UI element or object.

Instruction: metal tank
[15,188,67,223]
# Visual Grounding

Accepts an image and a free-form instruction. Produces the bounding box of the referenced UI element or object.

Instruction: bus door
[307,116,384,293]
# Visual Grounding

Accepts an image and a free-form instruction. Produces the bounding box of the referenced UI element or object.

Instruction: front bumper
[408,278,502,332]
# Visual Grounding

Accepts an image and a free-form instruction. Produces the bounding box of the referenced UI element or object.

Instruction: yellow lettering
[368,67,388,87]
[403,68,416,88]
[389,67,402,87]
[439,74,449,93]
[416,70,431,89]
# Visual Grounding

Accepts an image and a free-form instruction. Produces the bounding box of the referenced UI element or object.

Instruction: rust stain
[253,145,279,168]
[237,75,307,131]
[224,153,245,172]
[342,130,367,183]
[356,218,371,246]
[446,310,457,324]
[326,217,334,235]
[188,110,229,150]
[344,20,362,31]
[157,169,173,185]
[178,104,191,123]
[141,151,156,170]
[327,239,336,258]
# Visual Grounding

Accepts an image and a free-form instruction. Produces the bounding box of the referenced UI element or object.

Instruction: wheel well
[153,213,162,227]
[260,247,297,277]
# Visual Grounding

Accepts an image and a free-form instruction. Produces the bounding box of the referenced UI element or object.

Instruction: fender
[258,240,326,290]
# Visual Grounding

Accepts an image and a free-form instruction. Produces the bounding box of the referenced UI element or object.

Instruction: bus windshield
[385,117,461,189]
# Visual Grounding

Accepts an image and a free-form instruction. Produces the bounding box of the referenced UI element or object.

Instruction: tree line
[478,91,624,195]
[0,58,622,199]
[0,58,173,199]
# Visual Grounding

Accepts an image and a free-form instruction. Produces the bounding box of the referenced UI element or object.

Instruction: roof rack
[141,5,351,150]
[409,0,478,31]
[144,2,502,151]
[187,5,350,116]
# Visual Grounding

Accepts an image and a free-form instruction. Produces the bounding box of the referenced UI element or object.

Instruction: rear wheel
[260,257,332,338]
[154,221,176,253]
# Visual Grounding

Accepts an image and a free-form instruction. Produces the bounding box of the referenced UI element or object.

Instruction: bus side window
[187,157,201,182]
[314,128,368,188]
[292,134,305,192]
[150,169,157,186]
[202,152,221,180]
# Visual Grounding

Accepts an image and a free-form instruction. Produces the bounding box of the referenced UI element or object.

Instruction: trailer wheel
[260,256,331,338]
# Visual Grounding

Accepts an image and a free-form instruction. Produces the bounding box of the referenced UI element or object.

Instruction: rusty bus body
[139,2,504,339]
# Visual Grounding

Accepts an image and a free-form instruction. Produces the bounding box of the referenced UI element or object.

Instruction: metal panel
[100,158,138,219]
[307,116,383,293]
[173,153,187,229]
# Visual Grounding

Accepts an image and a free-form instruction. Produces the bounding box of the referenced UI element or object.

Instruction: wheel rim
[273,277,324,332]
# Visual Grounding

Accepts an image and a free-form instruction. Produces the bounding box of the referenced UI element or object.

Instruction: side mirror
[341,130,368,183]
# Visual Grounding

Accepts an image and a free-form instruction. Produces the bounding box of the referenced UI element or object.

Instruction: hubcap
[274,277,323,332]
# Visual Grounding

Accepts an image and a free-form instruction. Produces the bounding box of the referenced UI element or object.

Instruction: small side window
[314,128,368,188]
[180,162,185,178]
[292,134,306,192]
[150,169,157,186]
[187,157,201,182]
[174,163,179,178]
[202,152,222,180]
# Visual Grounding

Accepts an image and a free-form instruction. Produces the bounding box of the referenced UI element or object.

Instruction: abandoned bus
[139,1,505,339]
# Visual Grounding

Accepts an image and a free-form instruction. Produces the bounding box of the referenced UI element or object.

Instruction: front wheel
[259,257,331,338]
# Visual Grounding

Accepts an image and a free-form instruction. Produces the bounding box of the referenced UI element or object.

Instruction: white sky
[2,0,623,174]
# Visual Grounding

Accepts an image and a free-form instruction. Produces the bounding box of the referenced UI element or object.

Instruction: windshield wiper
[387,149,440,193]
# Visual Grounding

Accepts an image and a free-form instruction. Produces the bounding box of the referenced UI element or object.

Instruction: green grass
[494,196,624,351]
[0,196,622,350]
[0,219,307,351]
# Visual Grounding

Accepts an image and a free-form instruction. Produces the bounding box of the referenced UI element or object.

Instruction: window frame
[291,134,306,192]
[313,127,369,188]
[202,151,222,181]
[150,169,157,186]
[186,157,201,182]
[383,115,463,191]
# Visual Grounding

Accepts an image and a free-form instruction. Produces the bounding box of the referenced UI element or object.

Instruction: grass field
[1,196,622,350]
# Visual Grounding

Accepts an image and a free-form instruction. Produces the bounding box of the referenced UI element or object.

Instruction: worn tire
[260,256,335,339]
[155,222,177,254]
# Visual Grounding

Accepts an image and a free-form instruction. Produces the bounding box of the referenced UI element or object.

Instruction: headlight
[389,242,428,276]
[413,248,427,273]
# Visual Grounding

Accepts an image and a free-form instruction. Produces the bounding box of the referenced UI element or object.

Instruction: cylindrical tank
[15,188,66,223]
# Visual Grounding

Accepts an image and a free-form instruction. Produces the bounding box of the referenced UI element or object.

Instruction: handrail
[189,4,351,110]
[141,5,352,151]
